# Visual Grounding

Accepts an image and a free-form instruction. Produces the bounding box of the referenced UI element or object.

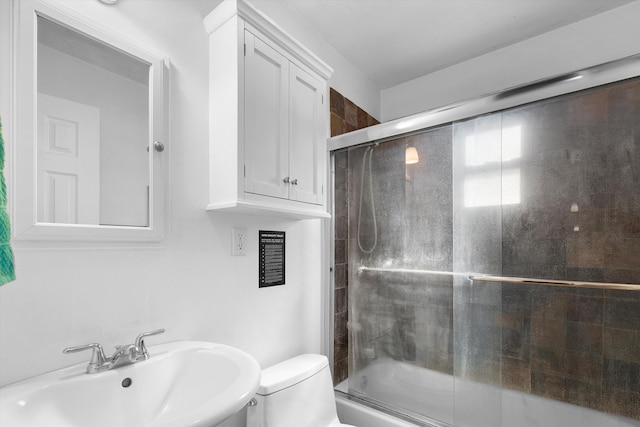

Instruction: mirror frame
[3,0,168,243]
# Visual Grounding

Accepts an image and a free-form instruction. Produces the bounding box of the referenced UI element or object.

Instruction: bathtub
[335,358,639,427]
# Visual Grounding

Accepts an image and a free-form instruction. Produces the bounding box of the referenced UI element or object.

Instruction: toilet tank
[247,354,340,427]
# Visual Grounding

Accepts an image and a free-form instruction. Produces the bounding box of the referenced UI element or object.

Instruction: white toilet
[246,354,356,427]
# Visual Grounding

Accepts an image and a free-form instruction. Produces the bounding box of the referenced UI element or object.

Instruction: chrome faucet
[63,329,165,374]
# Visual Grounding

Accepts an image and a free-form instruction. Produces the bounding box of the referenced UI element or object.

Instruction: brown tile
[605,238,640,270]
[604,358,640,393]
[502,286,532,316]
[604,327,640,363]
[334,187,348,220]
[565,379,603,412]
[530,238,567,266]
[334,161,347,193]
[601,387,640,420]
[565,350,603,385]
[356,108,369,129]
[330,87,344,117]
[605,298,640,330]
[334,311,347,339]
[531,345,564,375]
[334,263,347,289]
[568,89,609,124]
[572,208,606,236]
[500,312,523,329]
[334,239,346,264]
[335,216,348,240]
[330,112,346,137]
[567,295,604,324]
[565,286,605,297]
[605,288,640,301]
[566,234,606,268]
[607,208,640,238]
[335,287,347,313]
[531,288,568,321]
[344,98,358,128]
[333,357,348,385]
[531,317,566,349]
[502,327,526,359]
[345,121,358,133]
[566,322,603,354]
[334,335,348,364]
[531,371,565,400]
[502,357,531,392]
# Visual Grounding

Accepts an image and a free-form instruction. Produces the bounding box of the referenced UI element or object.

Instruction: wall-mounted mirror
[7,1,167,243]
[37,16,151,227]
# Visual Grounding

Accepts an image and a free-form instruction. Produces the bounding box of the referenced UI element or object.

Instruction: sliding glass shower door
[334,75,640,426]
[346,125,457,425]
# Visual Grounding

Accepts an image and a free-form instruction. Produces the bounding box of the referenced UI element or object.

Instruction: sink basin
[0,341,261,427]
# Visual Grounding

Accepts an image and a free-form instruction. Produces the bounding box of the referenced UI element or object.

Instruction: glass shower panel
[336,74,640,425]
[452,115,504,427]
[495,79,640,419]
[347,126,455,425]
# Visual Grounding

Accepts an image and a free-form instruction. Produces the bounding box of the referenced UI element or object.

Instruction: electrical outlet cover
[232,227,247,256]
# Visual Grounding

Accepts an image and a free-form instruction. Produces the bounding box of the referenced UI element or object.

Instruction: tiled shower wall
[492,79,640,419]
[456,80,640,420]
[330,88,379,384]
[333,78,640,420]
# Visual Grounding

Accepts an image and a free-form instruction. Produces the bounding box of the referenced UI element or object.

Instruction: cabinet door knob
[283,177,290,184]
[291,179,298,186]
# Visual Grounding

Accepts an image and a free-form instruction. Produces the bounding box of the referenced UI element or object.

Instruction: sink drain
[121,378,132,388]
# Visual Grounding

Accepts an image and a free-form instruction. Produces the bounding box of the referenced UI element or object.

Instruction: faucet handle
[134,328,165,360]
[63,343,107,373]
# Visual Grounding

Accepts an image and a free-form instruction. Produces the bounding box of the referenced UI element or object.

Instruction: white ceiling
[281,0,635,89]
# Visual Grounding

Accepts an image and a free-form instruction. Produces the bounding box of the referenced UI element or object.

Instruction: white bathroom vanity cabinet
[204,0,333,219]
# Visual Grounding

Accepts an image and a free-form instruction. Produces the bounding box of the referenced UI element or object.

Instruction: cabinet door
[244,31,289,200]
[289,63,324,205]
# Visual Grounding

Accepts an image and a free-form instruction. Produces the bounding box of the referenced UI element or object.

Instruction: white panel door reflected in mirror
[37,16,150,227]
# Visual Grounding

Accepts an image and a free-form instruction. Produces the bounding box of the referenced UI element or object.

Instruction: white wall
[0,3,362,425]
[381,1,640,121]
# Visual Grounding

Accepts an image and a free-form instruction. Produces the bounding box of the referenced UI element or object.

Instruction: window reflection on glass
[463,125,521,207]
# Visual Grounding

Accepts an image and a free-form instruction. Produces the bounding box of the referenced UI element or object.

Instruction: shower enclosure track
[358,267,640,291]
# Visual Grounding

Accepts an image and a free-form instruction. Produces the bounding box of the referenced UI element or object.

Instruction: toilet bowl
[246,354,356,427]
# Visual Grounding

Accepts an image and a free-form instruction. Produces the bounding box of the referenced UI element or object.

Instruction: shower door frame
[323,53,640,420]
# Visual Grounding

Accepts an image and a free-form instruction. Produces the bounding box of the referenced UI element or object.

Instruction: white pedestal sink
[0,341,261,426]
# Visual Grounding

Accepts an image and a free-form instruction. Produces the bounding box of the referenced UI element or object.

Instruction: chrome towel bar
[356,266,640,291]
[468,275,640,291]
